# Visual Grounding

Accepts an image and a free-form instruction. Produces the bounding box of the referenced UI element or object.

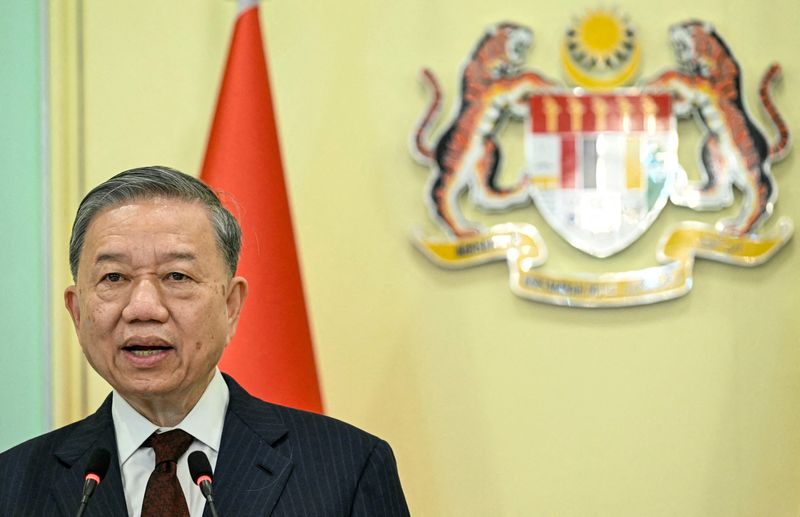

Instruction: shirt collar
[111,369,230,465]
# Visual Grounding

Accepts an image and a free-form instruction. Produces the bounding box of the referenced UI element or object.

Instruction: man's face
[64,198,247,411]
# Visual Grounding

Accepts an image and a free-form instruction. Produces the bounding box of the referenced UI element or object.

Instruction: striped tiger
[412,22,556,237]
[644,20,790,235]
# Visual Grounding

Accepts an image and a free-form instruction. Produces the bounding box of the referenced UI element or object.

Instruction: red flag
[201,1,323,413]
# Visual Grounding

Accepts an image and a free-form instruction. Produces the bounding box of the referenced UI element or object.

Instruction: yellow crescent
[560,38,641,90]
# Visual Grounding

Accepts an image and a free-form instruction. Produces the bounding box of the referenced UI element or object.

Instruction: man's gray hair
[69,165,242,279]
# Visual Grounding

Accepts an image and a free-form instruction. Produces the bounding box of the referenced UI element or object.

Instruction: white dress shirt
[112,369,229,517]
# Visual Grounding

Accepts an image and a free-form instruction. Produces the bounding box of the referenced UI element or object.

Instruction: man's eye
[104,273,122,282]
[168,272,189,281]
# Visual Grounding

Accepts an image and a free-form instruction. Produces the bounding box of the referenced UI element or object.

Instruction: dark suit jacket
[0,374,409,516]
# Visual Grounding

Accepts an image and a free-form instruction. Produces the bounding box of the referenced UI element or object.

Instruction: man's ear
[225,276,248,341]
[64,285,81,332]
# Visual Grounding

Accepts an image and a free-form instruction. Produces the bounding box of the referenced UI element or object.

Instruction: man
[0,166,410,516]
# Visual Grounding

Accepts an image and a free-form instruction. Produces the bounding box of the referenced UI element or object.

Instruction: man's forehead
[92,196,208,220]
[86,198,213,235]
[81,198,219,261]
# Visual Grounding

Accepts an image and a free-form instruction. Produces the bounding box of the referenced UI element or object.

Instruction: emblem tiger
[412,22,557,237]
[644,20,790,235]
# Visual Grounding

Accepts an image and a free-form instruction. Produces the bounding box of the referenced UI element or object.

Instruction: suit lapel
[209,375,293,517]
[51,395,129,516]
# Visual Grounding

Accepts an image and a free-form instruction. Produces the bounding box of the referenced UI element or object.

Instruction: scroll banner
[414,217,793,307]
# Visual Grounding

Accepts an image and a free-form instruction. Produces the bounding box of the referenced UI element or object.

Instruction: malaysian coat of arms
[409,14,792,307]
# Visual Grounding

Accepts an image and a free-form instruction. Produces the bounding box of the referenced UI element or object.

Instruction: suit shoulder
[224,374,386,451]
[224,373,398,470]
[255,402,409,515]
[263,400,384,448]
[0,421,84,509]
[221,377,409,515]
[0,420,81,467]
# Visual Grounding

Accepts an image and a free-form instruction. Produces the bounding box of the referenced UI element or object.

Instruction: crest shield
[525,91,678,257]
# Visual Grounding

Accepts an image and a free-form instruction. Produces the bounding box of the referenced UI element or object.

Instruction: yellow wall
[50,1,800,515]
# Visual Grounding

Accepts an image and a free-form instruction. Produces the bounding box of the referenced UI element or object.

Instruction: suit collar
[51,395,129,516]
[209,374,293,516]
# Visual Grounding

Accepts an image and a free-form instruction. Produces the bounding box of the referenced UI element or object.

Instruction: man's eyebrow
[94,252,128,265]
[161,252,197,262]
[92,252,197,265]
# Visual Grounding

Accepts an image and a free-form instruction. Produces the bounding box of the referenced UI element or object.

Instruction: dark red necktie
[141,429,194,517]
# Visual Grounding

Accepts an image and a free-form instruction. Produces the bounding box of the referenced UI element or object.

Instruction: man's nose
[122,278,169,322]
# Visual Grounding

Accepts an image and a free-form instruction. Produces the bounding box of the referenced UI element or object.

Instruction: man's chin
[114,376,181,399]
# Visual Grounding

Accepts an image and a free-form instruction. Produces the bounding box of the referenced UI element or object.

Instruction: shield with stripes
[525,91,679,257]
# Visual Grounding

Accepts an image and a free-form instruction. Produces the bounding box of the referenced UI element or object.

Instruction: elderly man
[0,166,409,516]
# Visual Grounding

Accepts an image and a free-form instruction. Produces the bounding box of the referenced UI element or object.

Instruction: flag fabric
[201,0,323,413]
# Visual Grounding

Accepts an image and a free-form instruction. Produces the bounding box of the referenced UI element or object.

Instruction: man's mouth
[124,345,172,357]
[122,338,174,358]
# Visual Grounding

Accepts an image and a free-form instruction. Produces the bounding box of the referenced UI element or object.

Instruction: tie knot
[145,429,194,465]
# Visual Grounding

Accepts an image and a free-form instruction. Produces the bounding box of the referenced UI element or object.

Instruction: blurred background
[1,1,799,515]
